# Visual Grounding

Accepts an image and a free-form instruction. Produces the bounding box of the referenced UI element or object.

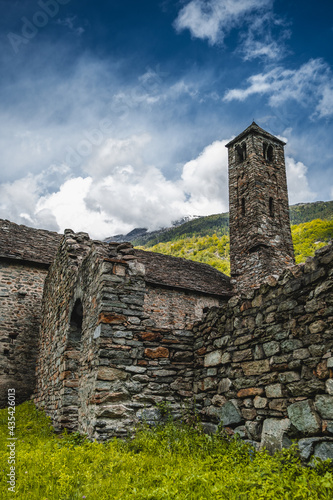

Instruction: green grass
[1,402,333,499]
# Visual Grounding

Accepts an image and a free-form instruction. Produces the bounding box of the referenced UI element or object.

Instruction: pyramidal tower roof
[225,122,286,148]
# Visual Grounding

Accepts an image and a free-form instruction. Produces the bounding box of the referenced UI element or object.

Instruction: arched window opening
[269,197,274,218]
[68,299,83,348]
[241,197,246,216]
[263,143,274,162]
[267,145,274,162]
[236,142,246,162]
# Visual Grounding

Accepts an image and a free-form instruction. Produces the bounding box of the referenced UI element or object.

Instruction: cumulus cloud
[174,0,272,45]
[224,59,333,118]
[315,85,333,118]
[285,156,317,205]
[174,0,290,61]
[239,12,291,61]
[181,140,229,214]
[0,135,231,239]
[0,132,317,239]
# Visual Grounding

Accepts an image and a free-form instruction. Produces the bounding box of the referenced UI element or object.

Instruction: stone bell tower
[226,122,295,292]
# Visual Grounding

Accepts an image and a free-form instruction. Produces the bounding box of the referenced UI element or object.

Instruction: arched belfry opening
[236,142,247,162]
[263,142,274,162]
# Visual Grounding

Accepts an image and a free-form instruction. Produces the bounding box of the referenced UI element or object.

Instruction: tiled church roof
[135,249,232,297]
[0,219,61,265]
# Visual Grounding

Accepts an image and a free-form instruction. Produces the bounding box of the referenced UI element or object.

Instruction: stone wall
[193,242,333,459]
[34,234,225,440]
[34,230,93,430]
[0,259,48,407]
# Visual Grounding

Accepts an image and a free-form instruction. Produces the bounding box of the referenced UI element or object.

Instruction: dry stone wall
[34,230,93,430]
[0,260,47,407]
[193,242,333,459]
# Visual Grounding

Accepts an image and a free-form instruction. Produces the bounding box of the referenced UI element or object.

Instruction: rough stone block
[237,387,264,398]
[278,371,300,384]
[232,348,253,363]
[220,401,242,426]
[293,348,310,360]
[254,396,267,409]
[263,341,280,357]
[298,437,333,461]
[242,359,270,376]
[326,379,333,395]
[245,420,262,441]
[204,350,223,367]
[269,399,287,412]
[309,320,326,334]
[265,383,283,398]
[97,367,128,381]
[260,418,291,454]
[287,400,321,434]
[218,378,232,393]
[315,395,333,419]
[144,347,169,359]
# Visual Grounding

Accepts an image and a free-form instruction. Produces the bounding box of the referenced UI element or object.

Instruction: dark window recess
[249,243,269,253]
[269,197,274,217]
[69,299,83,347]
[263,143,274,162]
[236,142,247,162]
[241,198,246,216]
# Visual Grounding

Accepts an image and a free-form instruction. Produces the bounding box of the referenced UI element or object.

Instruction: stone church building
[1,123,332,458]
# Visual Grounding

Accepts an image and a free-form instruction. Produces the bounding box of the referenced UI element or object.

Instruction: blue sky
[0,0,332,238]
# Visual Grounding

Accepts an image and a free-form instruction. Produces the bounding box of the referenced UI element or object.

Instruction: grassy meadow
[1,402,333,499]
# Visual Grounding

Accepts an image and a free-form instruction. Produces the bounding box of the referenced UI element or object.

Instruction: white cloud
[0,136,231,239]
[174,0,272,45]
[83,134,152,178]
[224,59,333,118]
[315,85,333,118]
[286,156,317,205]
[174,0,289,61]
[181,140,229,214]
[0,133,318,239]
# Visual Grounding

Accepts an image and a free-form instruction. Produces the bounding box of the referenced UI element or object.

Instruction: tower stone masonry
[226,122,295,292]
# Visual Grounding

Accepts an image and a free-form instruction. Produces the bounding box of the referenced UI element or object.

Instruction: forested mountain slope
[135,201,333,275]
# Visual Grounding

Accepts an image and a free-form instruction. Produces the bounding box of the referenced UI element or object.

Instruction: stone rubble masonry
[34,231,225,439]
[0,219,61,407]
[193,241,333,456]
[1,123,332,462]
[0,259,48,406]
[226,123,295,293]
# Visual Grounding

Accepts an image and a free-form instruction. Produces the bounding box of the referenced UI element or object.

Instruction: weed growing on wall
[0,402,333,499]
